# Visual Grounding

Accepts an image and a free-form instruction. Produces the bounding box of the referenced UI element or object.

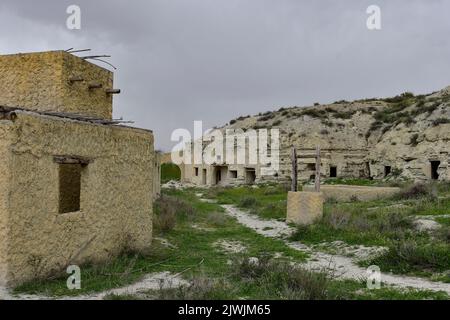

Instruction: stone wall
[303,185,400,202]
[0,111,154,286]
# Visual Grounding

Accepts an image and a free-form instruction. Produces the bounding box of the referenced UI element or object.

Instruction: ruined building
[181,87,450,186]
[0,51,155,286]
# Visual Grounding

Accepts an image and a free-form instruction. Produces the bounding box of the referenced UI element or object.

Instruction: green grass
[13,185,449,300]
[161,163,181,183]
[205,184,288,220]
[14,188,306,297]
[436,217,450,227]
[205,182,450,282]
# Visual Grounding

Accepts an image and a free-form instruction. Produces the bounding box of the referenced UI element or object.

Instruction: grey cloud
[0,0,449,150]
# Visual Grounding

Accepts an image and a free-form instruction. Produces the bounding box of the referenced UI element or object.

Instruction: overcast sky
[0,0,449,150]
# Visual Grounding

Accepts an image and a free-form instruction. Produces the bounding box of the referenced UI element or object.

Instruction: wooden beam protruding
[54,156,92,166]
[88,83,103,90]
[69,76,84,83]
[105,89,121,94]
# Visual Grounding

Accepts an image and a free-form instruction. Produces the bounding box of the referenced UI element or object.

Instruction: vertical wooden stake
[315,145,321,192]
[291,147,298,192]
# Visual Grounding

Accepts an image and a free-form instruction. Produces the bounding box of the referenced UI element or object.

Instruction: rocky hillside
[222,86,450,180]
[224,86,450,149]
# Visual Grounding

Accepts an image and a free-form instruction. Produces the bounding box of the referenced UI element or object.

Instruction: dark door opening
[245,169,256,184]
[215,168,222,184]
[384,166,391,177]
[431,161,440,180]
[330,166,337,178]
[202,169,207,185]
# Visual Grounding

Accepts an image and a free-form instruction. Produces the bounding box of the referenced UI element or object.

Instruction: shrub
[395,183,433,200]
[239,196,258,208]
[383,92,415,103]
[154,195,195,232]
[272,120,282,126]
[432,118,450,126]
[409,133,419,146]
[208,211,229,227]
[157,276,232,300]
[301,109,327,119]
[366,240,450,274]
[333,110,354,119]
[234,257,333,300]
[153,198,176,232]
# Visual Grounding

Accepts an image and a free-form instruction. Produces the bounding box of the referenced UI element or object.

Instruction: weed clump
[154,195,195,232]
[395,183,434,200]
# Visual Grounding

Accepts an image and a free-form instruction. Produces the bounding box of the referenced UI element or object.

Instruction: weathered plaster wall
[0,122,15,285]
[0,51,113,119]
[0,111,154,286]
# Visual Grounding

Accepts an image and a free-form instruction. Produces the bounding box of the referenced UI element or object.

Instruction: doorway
[330,166,337,178]
[202,169,207,185]
[384,166,391,177]
[215,168,222,184]
[245,168,256,184]
[431,161,440,180]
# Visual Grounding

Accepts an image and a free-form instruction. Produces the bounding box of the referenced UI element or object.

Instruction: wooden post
[291,147,298,192]
[315,145,321,192]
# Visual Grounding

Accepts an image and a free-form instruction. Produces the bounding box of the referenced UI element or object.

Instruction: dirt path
[222,204,450,294]
[0,271,187,300]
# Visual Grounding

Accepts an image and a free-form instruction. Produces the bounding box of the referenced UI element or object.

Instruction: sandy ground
[221,204,450,294]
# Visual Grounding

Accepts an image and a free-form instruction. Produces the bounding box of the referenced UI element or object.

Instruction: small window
[230,170,238,178]
[194,167,199,176]
[306,163,316,170]
[59,164,82,213]
[384,166,391,177]
[330,166,337,178]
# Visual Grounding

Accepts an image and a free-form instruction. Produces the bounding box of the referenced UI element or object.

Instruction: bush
[409,133,419,146]
[395,183,433,200]
[272,120,282,126]
[301,109,327,119]
[432,118,450,126]
[154,195,195,232]
[239,196,258,208]
[366,240,450,274]
[234,257,334,300]
[157,276,232,300]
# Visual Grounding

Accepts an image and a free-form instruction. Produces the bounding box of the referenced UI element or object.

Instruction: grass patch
[362,241,450,278]
[161,163,181,183]
[205,185,288,220]
[14,188,306,297]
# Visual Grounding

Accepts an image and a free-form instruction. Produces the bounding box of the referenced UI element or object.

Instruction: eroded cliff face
[222,86,450,181]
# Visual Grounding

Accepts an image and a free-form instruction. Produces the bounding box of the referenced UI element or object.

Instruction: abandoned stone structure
[181,87,450,186]
[0,51,155,286]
